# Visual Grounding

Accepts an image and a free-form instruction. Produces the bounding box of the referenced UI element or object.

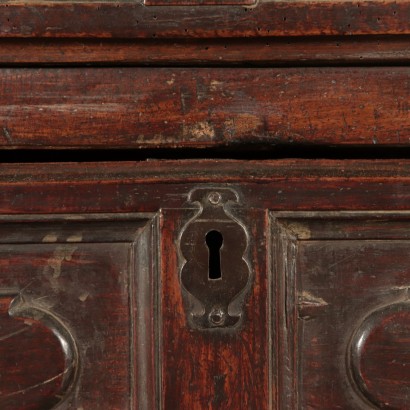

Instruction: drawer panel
[0,160,409,409]
[0,215,158,410]
[272,213,410,409]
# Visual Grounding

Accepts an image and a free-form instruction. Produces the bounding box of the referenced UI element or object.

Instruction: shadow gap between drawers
[3,146,410,163]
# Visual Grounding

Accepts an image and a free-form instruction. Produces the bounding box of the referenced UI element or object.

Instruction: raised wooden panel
[272,212,410,409]
[350,301,410,409]
[0,214,159,410]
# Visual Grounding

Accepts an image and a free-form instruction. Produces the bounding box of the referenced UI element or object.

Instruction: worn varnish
[0,293,68,410]
[0,161,408,408]
[0,67,408,148]
[1,0,409,406]
[0,1,409,38]
[273,213,410,409]
[0,215,157,409]
[1,37,408,66]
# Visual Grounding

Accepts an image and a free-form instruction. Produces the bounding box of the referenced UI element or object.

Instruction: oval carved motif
[0,290,79,410]
[349,301,410,409]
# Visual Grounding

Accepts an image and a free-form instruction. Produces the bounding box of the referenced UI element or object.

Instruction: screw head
[209,306,226,326]
[208,192,221,205]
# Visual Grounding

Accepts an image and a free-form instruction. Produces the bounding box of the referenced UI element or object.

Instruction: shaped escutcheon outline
[179,188,251,330]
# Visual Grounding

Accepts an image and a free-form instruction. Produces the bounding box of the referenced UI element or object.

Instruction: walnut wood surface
[272,213,410,409]
[0,161,409,408]
[0,1,408,38]
[161,208,269,408]
[1,37,408,65]
[0,67,408,148]
[0,295,68,410]
[0,215,157,409]
[0,0,409,407]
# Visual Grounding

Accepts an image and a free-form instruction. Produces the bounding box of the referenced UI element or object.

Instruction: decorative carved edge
[1,290,80,410]
[270,217,298,409]
[131,215,161,410]
[347,300,410,409]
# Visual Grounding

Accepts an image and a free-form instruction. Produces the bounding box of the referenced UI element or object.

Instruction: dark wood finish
[3,159,410,211]
[1,37,408,66]
[0,67,408,148]
[0,214,158,410]
[0,161,409,408]
[144,0,254,6]
[272,213,410,409]
[162,207,269,408]
[350,302,410,409]
[0,293,69,410]
[1,0,409,406]
[0,1,409,38]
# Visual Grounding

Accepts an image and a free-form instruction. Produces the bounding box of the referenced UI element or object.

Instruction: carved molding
[348,300,410,409]
[0,290,79,409]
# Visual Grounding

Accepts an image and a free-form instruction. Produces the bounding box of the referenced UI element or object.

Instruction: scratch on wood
[298,291,328,321]
[298,291,328,307]
[2,366,72,398]
[2,127,13,144]
[392,285,410,290]
[0,326,29,342]
[180,90,190,114]
[78,292,89,302]
[328,253,356,269]
[285,222,311,239]
[209,80,224,91]
[232,113,263,136]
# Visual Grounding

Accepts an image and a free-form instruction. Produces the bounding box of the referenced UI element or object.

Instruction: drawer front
[0,67,408,149]
[0,160,410,409]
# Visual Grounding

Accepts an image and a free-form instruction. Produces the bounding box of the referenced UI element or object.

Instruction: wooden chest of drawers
[0,1,409,409]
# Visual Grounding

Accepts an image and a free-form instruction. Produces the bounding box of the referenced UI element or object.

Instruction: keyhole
[206,230,223,280]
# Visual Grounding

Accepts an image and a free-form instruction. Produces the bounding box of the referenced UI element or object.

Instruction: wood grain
[0,294,68,410]
[0,1,408,38]
[0,162,409,407]
[161,208,270,409]
[272,212,410,409]
[0,216,156,409]
[0,67,408,148]
[0,37,408,65]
